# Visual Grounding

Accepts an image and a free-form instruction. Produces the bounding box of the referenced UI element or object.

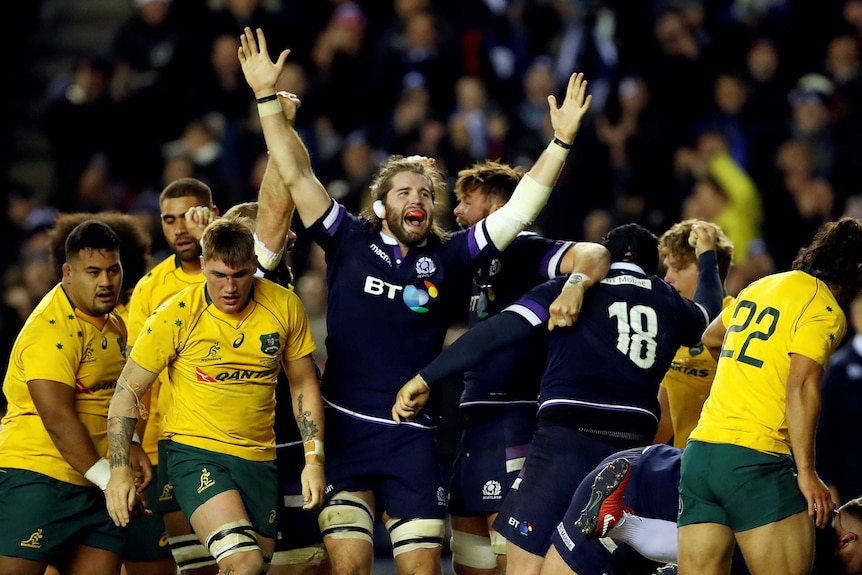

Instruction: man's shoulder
[133,255,177,291]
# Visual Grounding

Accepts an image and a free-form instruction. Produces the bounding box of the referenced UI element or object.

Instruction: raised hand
[548,72,592,145]
[688,221,718,257]
[238,27,291,98]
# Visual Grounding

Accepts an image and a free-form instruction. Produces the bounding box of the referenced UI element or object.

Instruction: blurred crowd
[3,0,862,391]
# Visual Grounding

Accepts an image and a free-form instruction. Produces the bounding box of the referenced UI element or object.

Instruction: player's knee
[271,544,329,568]
[168,533,217,573]
[318,492,374,544]
[385,517,444,557]
[204,519,261,566]
[450,530,497,569]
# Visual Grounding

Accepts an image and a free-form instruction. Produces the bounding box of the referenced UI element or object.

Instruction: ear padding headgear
[601,223,659,275]
[373,200,385,219]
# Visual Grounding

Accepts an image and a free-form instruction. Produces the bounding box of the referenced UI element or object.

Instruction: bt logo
[507,516,533,536]
[364,276,439,313]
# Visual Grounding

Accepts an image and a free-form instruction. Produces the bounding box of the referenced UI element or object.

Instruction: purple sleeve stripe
[323,200,344,236]
[467,222,488,258]
[504,300,548,326]
[543,241,574,278]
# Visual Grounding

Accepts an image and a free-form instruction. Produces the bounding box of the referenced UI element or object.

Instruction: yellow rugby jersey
[662,295,734,448]
[0,284,127,485]
[691,271,844,455]
[131,277,315,461]
[127,255,205,462]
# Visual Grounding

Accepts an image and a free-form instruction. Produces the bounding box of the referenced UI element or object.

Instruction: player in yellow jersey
[48,212,167,575]
[125,177,218,575]
[105,219,325,575]
[0,221,151,575]
[48,212,153,324]
[678,217,862,575]
[654,219,734,448]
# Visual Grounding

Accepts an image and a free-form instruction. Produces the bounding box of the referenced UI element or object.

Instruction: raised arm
[104,358,159,527]
[239,27,331,228]
[483,72,592,251]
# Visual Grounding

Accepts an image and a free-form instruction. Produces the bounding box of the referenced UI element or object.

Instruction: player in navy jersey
[393,223,723,575]
[542,444,750,575]
[239,26,593,575]
[447,161,610,575]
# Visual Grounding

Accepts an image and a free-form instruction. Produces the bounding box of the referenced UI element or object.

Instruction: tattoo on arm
[296,394,319,442]
[107,416,137,468]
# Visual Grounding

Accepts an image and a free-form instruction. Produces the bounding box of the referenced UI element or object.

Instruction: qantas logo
[195,368,217,383]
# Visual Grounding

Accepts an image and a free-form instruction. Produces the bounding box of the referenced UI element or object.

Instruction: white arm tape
[132,432,141,444]
[484,173,552,250]
[254,232,285,271]
[85,457,111,491]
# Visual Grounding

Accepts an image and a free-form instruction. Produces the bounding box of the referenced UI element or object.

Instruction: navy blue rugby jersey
[307,200,500,424]
[505,263,708,432]
[460,232,572,408]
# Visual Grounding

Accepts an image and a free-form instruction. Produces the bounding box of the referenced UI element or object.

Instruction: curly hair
[793,217,862,301]
[50,212,152,292]
[659,219,734,281]
[362,155,449,242]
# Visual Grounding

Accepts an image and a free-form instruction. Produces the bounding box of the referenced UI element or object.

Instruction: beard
[385,210,431,247]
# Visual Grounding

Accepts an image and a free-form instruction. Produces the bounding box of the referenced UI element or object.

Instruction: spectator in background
[677,129,766,295]
[375,9,462,123]
[742,37,790,191]
[763,138,837,273]
[310,2,372,136]
[547,0,618,113]
[441,76,509,175]
[788,73,837,180]
[595,75,677,230]
[42,55,122,210]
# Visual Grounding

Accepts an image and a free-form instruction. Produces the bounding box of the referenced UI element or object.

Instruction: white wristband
[131,432,141,444]
[85,457,111,491]
[254,232,285,271]
[258,99,283,117]
[565,273,590,289]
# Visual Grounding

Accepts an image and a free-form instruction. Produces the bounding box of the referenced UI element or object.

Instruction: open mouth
[404,209,426,228]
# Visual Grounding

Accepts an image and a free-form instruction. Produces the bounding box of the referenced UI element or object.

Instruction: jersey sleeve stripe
[504,302,546,326]
[545,241,574,278]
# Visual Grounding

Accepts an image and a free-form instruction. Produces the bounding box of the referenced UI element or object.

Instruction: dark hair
[51,212,152,291]
[159,177,214,207]
[65,220,120,260]
[793,217,862,299]
[602,223,659,275]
